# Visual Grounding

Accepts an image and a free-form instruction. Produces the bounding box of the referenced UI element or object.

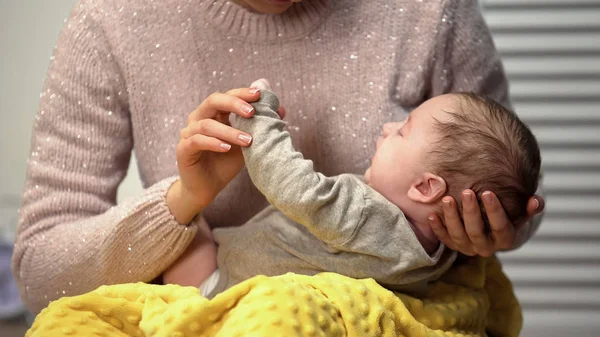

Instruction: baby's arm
[233,90,372,247]
[234,88,445,266]
[162,216,217,287]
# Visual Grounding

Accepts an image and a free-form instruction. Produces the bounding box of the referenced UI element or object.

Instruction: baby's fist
[250,78,271,91]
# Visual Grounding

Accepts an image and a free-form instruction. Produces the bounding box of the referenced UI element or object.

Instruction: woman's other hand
[167,87,286,225]
[429,190,545,256]
[167,88,258,224]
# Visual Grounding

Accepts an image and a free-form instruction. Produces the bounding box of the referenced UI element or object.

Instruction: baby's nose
[382,123,394,137]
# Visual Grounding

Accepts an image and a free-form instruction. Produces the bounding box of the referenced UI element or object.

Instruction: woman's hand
[167,87,285,225]
[429,190,545,257]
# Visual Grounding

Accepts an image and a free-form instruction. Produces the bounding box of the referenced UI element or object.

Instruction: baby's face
[364,95,453,207]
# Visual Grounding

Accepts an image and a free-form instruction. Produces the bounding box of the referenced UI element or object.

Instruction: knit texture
[210,89,455,295]
[14,0,530,313]
[26,256,522,337]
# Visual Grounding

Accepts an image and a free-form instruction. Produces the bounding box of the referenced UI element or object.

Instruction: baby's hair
[429,92,541,230]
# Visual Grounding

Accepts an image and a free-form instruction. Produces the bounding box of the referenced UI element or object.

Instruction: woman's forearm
[166,179,214,225]
[13,177,197,314]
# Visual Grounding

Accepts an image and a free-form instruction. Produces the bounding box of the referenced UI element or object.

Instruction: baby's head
[365,93,541,229]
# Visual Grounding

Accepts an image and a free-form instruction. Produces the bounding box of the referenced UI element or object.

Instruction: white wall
[0,0,143,241]
[1,1,74,196]
[480,1,600,336]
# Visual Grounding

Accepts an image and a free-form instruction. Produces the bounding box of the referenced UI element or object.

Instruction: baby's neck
[407,217,440,255]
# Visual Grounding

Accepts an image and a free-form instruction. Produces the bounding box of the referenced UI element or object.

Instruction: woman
[13,0,544,313]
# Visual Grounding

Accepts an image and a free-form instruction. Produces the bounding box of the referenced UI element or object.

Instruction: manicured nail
[443,198,451,208]
[533,198,540,211]
[220,143,232,151]
[482,191,494,204]
[249,87,260,95]
[241,104,254,115]
[238,134,252,144]
[428,215,435,222]
[462,191,472,202]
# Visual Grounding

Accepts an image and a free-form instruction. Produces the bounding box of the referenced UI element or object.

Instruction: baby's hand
[250,78,271,91]
[249,78,286,119]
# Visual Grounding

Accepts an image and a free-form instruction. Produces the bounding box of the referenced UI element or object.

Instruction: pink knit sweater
[13,0,525,313]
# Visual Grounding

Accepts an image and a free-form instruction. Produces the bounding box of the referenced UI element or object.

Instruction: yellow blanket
[27,256,521,337]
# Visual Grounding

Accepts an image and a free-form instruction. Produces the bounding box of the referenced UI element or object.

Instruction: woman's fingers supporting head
[461,191,488,240]
[526,195,545,217]
[458,190,494,256]
[433,189,525,256]
[481,190,516,251]
[429,213,458,251]
[441,196,477,256]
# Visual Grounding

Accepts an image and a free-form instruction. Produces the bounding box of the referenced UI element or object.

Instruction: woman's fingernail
[428,215,435,223]
[482,191,494,204]
[220,143,232,151]
[443,199,451,208]
[238,134,252,144]
[249,87,260,95]
[462,191,472,202]
[242,105,254,115]
[534,198,540,211]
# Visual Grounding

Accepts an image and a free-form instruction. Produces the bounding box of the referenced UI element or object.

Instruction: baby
[165,79,541,297]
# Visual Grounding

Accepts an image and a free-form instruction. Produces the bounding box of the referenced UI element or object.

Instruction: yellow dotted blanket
[27,256,521,337]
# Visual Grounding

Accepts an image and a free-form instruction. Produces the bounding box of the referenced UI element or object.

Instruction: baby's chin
[363,167,372,185]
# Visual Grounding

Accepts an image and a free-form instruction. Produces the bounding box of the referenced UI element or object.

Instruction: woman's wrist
[166,179,213,225]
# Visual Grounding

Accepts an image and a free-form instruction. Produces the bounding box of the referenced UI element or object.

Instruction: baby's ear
[407,172,447,204]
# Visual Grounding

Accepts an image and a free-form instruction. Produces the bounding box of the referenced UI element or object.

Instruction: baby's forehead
[416,94,459,119]
[433,93,462,109]
[417,94,458,111]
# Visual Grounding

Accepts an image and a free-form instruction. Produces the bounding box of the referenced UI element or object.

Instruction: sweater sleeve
[232,91,366,246]
[12,2,196,314]
[231,91,451,280]
[430,0,544,248]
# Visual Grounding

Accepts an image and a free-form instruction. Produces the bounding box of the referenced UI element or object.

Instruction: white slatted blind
[480,1,600,336]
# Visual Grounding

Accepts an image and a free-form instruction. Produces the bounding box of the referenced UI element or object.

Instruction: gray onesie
[208,91,456,298]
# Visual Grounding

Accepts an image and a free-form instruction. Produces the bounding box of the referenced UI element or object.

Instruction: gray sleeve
[232,91,368,246]
[232,91,446,270]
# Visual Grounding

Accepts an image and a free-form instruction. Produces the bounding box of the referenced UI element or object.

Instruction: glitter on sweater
[13,0,517,314]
